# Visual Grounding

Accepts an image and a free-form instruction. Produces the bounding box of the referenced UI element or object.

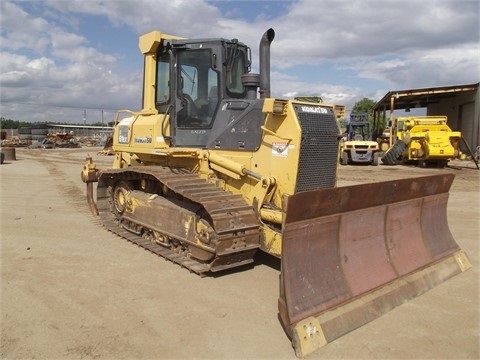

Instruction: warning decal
[272,142,288,157]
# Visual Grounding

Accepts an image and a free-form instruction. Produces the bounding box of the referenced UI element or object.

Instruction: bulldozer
[81,29,471,357]
[381,115,462,167]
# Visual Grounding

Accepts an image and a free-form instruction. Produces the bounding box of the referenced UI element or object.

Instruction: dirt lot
[1,147,479,359]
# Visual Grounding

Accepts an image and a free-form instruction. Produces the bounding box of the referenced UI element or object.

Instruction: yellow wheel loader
[81,29,471,357]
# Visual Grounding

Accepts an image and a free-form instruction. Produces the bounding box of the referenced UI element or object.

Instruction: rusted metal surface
[279,173,462,334]
[96,166,260,274]
[86,182,99,216]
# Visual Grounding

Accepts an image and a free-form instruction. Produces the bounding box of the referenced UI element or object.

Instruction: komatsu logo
[134,137,152,143]
[300,106,328,114]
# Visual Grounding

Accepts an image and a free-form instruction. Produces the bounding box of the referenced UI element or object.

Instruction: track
[95,166,261,275]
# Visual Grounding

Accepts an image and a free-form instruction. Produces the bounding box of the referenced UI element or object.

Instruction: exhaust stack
[259,28,275,99]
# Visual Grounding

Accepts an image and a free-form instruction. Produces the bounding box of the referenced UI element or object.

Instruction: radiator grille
[294,105,339,193]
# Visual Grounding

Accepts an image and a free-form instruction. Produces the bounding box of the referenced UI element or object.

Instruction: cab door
[172,49,219,147]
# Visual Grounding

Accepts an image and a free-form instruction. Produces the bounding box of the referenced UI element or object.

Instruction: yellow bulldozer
[81,29,471,357]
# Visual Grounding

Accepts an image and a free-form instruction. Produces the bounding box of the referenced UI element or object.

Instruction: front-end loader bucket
[278,173,471,357]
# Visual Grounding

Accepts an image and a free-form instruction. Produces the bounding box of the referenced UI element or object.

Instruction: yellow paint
[395,116,462,161]
[292,317,327,358]
[454,250,472,272]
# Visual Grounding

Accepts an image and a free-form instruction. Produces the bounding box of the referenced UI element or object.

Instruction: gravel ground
[1,147,478,359]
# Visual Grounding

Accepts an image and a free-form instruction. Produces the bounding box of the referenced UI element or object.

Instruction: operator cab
[155,37,260,148]
[347,114,372,141]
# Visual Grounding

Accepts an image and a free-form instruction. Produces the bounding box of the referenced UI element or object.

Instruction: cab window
[156,56,170,104]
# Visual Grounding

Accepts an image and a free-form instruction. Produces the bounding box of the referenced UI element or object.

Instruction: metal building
[373,83,479,152]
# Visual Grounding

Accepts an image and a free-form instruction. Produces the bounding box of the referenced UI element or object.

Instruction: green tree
[350,97,377,133]
[0,117,30,129]
[351,98,376,118]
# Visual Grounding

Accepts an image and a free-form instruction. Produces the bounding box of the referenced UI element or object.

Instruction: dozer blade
[278,173,471,358]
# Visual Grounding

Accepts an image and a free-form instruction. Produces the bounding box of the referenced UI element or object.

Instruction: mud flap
[278,173,471,357]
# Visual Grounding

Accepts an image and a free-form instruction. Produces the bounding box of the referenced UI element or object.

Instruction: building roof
[373,83,479,112]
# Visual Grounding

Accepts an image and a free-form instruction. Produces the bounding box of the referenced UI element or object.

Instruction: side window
[156,56,170,104]
[225,49,246,96]
[207,68,219,118]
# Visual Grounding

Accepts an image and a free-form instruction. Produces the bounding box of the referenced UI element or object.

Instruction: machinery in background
[381,115,462,167]
[340,113,380,165]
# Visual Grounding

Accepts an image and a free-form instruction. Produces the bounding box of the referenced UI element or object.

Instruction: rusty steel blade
[278,173,470,355]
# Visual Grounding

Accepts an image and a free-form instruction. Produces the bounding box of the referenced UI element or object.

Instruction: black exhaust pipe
[259,28,275,99]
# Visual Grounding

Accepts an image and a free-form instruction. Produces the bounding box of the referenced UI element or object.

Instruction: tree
[0,117,31,129]
[350,97,377,132]
[351,98,376,117]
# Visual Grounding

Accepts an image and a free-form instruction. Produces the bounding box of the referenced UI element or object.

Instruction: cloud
[43,0,223,35]
[350,42,480,88]
[0,0,479,123]
[0,1,51,52]
[273,0,479,59]
[1,1,141,120]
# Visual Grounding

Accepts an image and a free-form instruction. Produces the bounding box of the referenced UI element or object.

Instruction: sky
[1,0,479,124]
